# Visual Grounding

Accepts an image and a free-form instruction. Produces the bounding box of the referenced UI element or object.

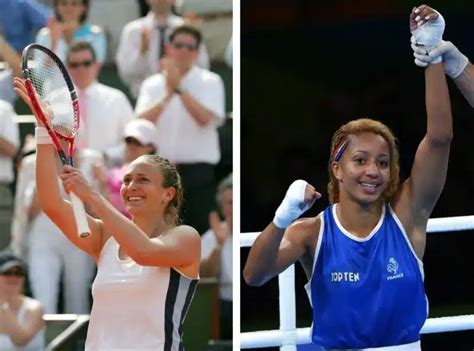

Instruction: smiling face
[332,133,391,207]
[327,118,400,204]
[120,161,176,218]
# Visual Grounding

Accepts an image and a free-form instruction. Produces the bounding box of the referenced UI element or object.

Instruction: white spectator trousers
[27,213,95,314]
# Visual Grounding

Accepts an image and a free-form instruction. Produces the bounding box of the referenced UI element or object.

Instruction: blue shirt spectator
[35,0,107,64]
[0,0,52,52]
[36,23,107,64]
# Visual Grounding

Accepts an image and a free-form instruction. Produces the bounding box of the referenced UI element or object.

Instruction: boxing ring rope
[240,215,474,350]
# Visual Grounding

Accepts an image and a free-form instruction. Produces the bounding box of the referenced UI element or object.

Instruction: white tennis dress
[85,237,198,351]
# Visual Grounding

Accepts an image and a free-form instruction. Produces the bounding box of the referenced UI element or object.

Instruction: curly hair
[135,154,183,226]
[327,118,400,204]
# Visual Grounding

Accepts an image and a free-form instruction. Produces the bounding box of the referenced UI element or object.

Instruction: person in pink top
[94,119,159,218]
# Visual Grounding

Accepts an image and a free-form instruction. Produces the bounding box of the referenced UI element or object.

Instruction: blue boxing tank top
[304,203,428,349]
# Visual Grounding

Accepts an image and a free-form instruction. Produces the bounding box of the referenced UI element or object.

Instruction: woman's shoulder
[78,23,105,35]
[286,216,322,241]
[173,225,201,239]
[89,24,104,34]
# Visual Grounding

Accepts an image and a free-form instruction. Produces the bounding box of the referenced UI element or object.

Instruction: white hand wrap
[35,127,53,145]
[411,35,430,67]
[411,10,445,64]
[273,179,310,229]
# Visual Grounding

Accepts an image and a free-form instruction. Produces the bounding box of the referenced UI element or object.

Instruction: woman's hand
[61,20,80,44]
[209,211,230,247]
[409,5,439,31]
[92,162,107,186]
[13,77,49,127]
[409,5,445,52]
[273,180,321,229]
[59,165,95,202]
[140,27,151,55]
[13,77,35,114]
[47,17,62,49]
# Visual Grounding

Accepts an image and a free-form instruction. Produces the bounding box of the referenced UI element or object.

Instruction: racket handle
[70,192,91,238]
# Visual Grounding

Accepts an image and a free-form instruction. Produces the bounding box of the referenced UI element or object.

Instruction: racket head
[22,44,80,143]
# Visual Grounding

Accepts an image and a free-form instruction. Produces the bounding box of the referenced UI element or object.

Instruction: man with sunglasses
[116,0,210,98]
[0,252,45,350]
[136,24,225,234]
[66,41,134,163]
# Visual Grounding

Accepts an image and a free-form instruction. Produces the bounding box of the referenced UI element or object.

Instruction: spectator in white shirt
[0,101,19,249]
[9,149,95,314]
[0,103,19,181]
[135,24,224,233]
[200,173,232,340]
[9,136,36,260]
[180,0,232,63]
[66,41,135,164]
[116,0,210,98]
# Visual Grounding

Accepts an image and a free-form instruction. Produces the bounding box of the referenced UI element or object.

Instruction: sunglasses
[68,59,94,69]
[1,269,25,277]
[172,42,198,51]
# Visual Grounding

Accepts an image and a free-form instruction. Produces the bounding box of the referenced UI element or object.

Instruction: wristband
[35,127,53,145]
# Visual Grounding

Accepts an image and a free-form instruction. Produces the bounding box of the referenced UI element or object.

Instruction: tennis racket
[22,43,91,238]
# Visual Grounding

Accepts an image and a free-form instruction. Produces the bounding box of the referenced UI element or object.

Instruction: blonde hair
[135,154,183,226]
[327,118,400,204]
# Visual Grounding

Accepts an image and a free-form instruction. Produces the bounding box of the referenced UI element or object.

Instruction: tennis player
[14,78,201,350]
[244,59,452,349]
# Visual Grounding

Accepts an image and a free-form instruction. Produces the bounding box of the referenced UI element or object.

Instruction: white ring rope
[240,215,474,349]
[240,215,474,247]
[240,315,474,349]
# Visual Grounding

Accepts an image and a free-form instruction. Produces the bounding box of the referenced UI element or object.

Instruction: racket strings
[54,124,75,138]
[26,49,77,138]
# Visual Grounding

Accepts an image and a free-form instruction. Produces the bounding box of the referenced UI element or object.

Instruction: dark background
[240,0,474,350]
